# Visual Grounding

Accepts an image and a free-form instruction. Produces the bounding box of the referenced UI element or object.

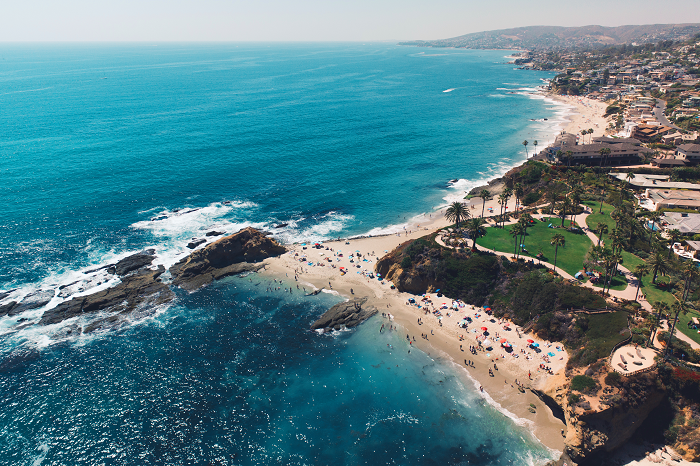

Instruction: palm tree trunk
[599,195,604,214]
[651,308,664,345]
[553,247,558,273]
[635,280,642,301]
[481,200,486,219]
[664,311,681,360]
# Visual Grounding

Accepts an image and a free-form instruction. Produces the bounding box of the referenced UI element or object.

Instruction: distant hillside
[400,24,700,51]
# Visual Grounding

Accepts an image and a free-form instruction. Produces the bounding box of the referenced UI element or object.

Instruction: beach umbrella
[481,327,488,331]
[532,342,540,347]
[527,339,534,343]
[500,338,507,343]
[482,339,493,348]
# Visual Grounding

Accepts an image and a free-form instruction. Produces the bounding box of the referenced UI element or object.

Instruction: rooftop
[662,212,700,234]
[610,173,700,190]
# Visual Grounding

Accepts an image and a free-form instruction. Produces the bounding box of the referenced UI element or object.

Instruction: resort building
[661,212,700,235]
[545,132,643,166]
[644,188,700,211]
[610,173,700,191]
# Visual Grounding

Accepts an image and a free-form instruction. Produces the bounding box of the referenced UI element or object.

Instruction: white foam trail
[31,443,49,466]
[443,88,455,93]
[273,212,354,244]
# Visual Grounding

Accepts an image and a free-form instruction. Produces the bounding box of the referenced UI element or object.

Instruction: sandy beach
[262,210,568,452]
[547,94,611,140]
[258,93,616,456]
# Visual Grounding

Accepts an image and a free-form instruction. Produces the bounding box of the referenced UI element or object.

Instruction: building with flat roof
[661,212,700,235]
[646,188,700,211]
[545,132,643,166]
[609,173,700,190]
[677,144,700,165]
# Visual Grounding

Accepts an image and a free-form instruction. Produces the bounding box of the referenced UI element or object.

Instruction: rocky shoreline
[3,228,288,336]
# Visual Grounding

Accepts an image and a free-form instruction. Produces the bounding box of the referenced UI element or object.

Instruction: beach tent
[482,339,493,348]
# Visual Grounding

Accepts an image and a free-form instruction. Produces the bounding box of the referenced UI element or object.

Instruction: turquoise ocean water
[0,43,565,464]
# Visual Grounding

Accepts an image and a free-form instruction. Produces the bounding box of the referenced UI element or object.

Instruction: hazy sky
[4,0,700,42]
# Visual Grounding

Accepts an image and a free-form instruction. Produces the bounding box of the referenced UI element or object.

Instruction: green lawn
[621,250,676,307]
[583,200,615,237]
[678,309,700,345]
[476,218,593,277]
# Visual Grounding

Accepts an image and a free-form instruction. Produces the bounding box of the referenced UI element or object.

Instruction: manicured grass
[589,274,628,291]
[476,218,593,277]
[677,308,700,345]
[583,200,615,238]
[621,250,676,307]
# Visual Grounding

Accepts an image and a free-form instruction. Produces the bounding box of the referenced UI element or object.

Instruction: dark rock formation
[39,266,173,326]
[0,290,55,317]
[310,297,377,332]
[169,227,286,290]
[0,289,15,301]
[108,251,156,276]
[205,231,224,237]
[187,238,207,249]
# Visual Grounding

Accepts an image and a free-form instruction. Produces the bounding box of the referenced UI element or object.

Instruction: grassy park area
[476,218,593,277]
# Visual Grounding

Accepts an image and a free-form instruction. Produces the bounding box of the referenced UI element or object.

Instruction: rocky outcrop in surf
[310,297,377,332]
[39,266,173,327]
[169,227,286,290]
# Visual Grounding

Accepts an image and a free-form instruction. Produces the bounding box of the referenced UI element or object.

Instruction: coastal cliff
[169,227,286,290]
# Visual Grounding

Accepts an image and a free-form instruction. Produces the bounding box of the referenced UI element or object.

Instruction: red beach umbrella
[527,339,534,344]
[500,338,507,343]
[481,327,488,331]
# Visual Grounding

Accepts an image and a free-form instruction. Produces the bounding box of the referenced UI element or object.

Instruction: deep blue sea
[0,43,564,465]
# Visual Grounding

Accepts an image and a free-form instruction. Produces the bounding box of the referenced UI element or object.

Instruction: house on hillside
[544,132,643,166]
[677,144,700,165]
[646,189,700,211]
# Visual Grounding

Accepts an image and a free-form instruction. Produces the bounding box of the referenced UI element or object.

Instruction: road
[654,99,681,130]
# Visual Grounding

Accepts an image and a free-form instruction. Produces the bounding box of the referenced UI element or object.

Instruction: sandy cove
[547,94,611,139]
[262,210,567,452]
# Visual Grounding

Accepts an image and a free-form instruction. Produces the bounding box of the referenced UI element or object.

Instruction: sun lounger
[636,348,645,359]
[620,354,627,364]
[617,362,627,370]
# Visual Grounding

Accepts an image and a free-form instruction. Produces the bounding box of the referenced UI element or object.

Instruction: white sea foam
[443,88,455,93]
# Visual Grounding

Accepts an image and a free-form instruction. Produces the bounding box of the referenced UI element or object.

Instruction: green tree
[510,223,526,258]
[445,202,470,230]
[634,264,648,301]
[598,147,611,167]
[557,196,573,227]
[649,301,669,346]
[596,222,609,247]
[565,150,573,167]
[522,140,529,158]
[647,211,662,244]
[647,250,669,284]
[465,217,487,250]
[479,189,491,218]
[514,183,524,211]
[667,229,681,258]
[664,300,688,360]
[551,233,566,274]
[533,140,538,155]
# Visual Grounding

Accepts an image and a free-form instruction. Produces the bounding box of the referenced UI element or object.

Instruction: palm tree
[514,183,524,211]
[570,188,582,225]
[634,264,648,301]
[647,251,669,284]
[667,229,681,258]
[522,140,529,158]
[565,150,573,167]
[588,128,594,144]
[596,222,609,247]
[533,140,538,156]
[551,233,566,274]
[649,301,669,347]
[580,129,587,144]
[647,211,661,244]
[598,180,608,214]
[681,260,698,302]
[556,150,564,165]
[465,217,487,250]
[546,186,560,215]
[599,147,611,167]
[479,189,491,218]
[510,223,525,257]
[664,300,688,360]
[445,202,470,230]
[625,171,635,185]
[557,196,573,227]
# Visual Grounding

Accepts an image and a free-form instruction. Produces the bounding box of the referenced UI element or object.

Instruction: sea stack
[169,227,286,290]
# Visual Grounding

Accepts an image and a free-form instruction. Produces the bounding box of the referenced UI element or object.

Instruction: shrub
[400,256,412,269]
[571,375,598,392]
[568,393,581,404]
[605,371,621,386]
